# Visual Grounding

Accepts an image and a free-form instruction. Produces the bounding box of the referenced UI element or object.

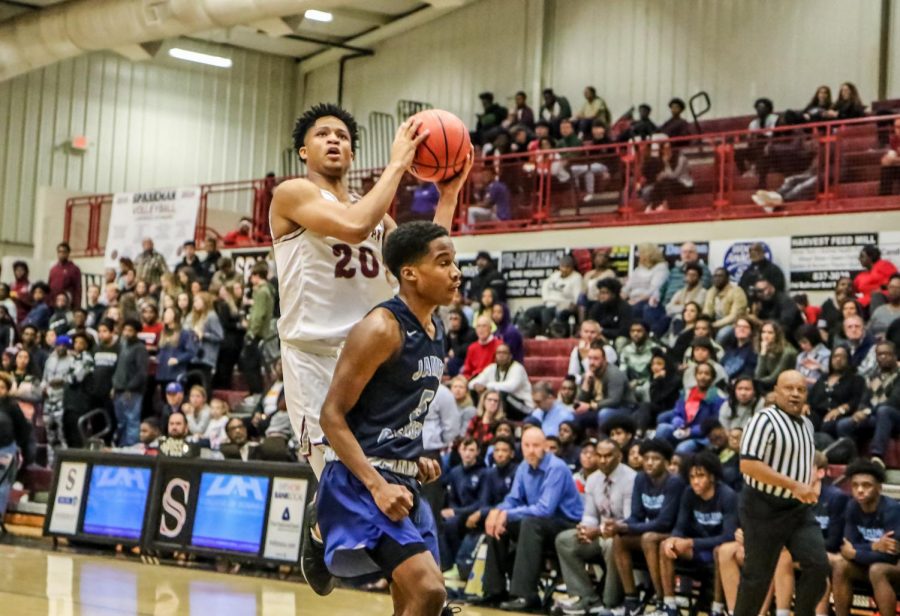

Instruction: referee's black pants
[734,488,830,616]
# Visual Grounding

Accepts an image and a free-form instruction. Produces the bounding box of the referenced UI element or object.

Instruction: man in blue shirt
[831,460,900,616]
[527,381,574,437]
[481,425,583,610]
[611,439,685,616]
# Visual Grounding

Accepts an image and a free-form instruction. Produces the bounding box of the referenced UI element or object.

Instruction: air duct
[0,0,346,82]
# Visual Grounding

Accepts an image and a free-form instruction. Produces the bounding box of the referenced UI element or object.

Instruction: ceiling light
[168,48,232,68]
[304,9,333,22]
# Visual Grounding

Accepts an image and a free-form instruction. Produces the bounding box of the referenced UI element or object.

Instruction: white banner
[708,237,792,283]
[104,187,201,268]
[48,461,87,535]
[262,477,308,562]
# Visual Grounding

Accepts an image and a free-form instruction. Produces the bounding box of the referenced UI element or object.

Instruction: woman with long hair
[641,140,693,212]
[795,324,831,386]
[466,389,505,446]
[155,306,198,400]
[475,288,498,332]
[667,301,704,363]
[803,85,833,121]
[809,345,866,439]
[826,82,865,120]
[718,376,763,431]
[754,320,797,393]
[184,292,224,390]
[159,273,183,306]
[721,316,758,379]
[213,285,244,389]
[623,242,670,325]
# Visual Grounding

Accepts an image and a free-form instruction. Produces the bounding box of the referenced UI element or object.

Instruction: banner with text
[709,237,791,283]
[789,233,877,290]
[500,249,568,299]
[104,187,201,268]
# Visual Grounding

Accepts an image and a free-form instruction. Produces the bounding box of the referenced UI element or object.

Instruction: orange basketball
[409,109,471,182]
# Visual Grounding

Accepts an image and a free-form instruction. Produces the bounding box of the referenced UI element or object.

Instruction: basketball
[408,109,471,182]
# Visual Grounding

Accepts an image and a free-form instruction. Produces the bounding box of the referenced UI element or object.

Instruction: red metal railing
[64,114,900,256]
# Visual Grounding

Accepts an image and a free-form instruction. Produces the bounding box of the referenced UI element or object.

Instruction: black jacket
[587,298,633,342]
[739,259,786,293]
[112,338,148,392]
[468,266,506,303]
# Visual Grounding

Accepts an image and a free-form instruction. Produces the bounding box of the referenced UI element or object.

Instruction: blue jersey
[344,296,445,462]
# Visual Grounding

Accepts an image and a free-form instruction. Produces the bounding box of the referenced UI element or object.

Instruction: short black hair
[183,240,195,248]
[12,260,28,273]
[542,88,555,96]
[479,91,494,101]
[57,242,71,251]
[596,277,622,294]
[98,318,117,331]
[684,262,703,277]
[492,435,516,451]
[754,97,774,114]
[669,97,686,111]
[32,281,50,294]
[846,459,886,484]
[602,414,636,436]
[638,103,652,113]
[683,450,723,481]
[383,221,450,279]
[123,317,142,332]
[292,103,359,160]
[639,438,674,460]
[141,417,160,431]
[515,91,527,98]
[861,244,881,262]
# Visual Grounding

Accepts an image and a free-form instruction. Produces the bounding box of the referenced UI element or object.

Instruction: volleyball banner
[103,186,201,268]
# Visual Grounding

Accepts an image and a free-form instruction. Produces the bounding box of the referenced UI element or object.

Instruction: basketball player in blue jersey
[317,221,459,616]
[270,104,472,594]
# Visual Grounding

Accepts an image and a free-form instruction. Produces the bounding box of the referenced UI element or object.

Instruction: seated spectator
[472,91,508,146]
[721,317,759,379]
[527,381,574,437]
[157,411,201,458]
[636,350,683,431]
[619,321,662,402]
[554,439,636,614]
[461,315,502,379]
[735,98,779,184]
[469,344,532,420]
[573,341,635,432]
[571,120,613,201]
[657,452,737,616]
[719,376,764,432]
[20,282,49,331]
[641,140,693,212]
[556,421,583,471]
[809,346,867,441]
[831,460,900,616]
[559,376,579,407]
[445,308,476,377]
[831,299,865,347]
[664,301,701,356]
[749,278,803,344]
[703,420,742,491]
[869,274,900,338]
[661,243,712,310]
[802,85,833,122]
[754,321,798,394]
[665,263,706,327]
[611,438,685,614]
[572,439,600,494]
[130,417,161,454]
[824,81,866,120]
[658,362,725,454]
[466,167,512,226]
[796,324,832,386]
[466,389,505,446]
[658,98,691,138]
[704,267,749,341]
[183,385,212,437]
[222,217,256,247]
[682,337,728,390]
[568,320,619,383]
[160,382,184,430]
[625,440,643,471]
[556,118,582,153]
[581,249,618,316]
[202,397,230,449]
[447,376,476,440]
[855,245,899,311]
[526,121,552,153]
[623,243,670,326]
[439,438,486,572]
[840,315,877,378]
[468,250,506,304]
[879,117,900,196]
[524,255,582,337]
[491,303,524,363]
[738,243,787,294]
[587,278,633,344]
[482,426,583,610]
[505,91,535,131]
[847,342,900,458]
[603,414,637,453]
[219,416,260,461]
[619,103,657,142]
[572,86,611,136]
[539,88,573,137]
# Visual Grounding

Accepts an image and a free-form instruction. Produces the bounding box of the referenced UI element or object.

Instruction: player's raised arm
[319,308,413,521]
[272,118,429,244]
[432,147,475,231]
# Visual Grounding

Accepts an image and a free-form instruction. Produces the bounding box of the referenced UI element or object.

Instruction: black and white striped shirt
[740,404,815,499]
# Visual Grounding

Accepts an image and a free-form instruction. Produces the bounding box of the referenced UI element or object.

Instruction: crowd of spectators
[425,237,900,613]
[459,82,900,218]
[0,236,292,518]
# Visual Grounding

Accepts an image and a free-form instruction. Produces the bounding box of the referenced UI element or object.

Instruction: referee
[734,370,830,616]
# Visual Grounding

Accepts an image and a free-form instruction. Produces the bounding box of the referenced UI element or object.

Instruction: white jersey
[272,187,394,346]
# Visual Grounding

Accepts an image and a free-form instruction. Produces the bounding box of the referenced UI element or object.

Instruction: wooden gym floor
[0,542,525,615]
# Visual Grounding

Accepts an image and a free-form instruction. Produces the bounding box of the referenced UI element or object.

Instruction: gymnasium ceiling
[0,0,469,65]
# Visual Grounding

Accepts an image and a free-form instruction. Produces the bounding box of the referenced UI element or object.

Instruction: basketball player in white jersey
[269,103,472,594]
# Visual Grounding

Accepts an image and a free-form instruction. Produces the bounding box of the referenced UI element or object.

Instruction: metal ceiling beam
[330,7,393,26]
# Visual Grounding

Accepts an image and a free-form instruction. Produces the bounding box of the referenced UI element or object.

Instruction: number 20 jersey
[272,188,394,346]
